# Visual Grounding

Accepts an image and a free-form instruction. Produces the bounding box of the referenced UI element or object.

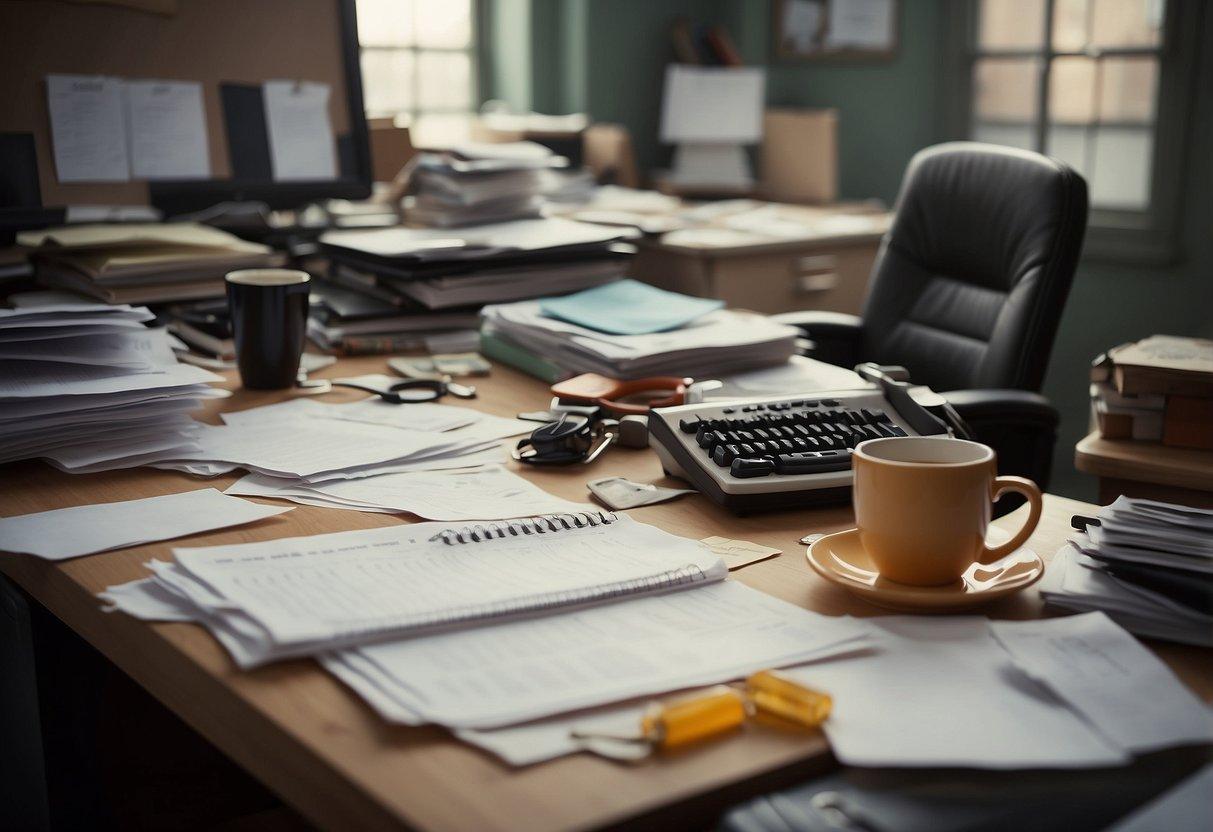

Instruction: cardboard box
[759,108,838,204]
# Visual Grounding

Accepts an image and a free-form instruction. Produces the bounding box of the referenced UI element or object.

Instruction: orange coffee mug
[852,437,1042,587]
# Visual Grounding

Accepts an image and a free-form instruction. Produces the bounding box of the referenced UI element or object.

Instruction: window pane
[1091,0,1164,48]
[973,58,1040,122]
[1090,126,1153,208]
[973,123,1036,150]
[417,50,472,110]
[357,0,415,47]
[361,49,415,116]
[1100,57,1158,123]
[1052,0,1090,50]
[416,0,472,49]
[1046,124,1091,179]
[1050,56,1097,124]
[977,0,1045,49]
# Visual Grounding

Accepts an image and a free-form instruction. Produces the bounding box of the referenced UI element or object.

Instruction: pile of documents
[0,293,222,471]
[101,515,872,734]
[1043,497,1213,646]
[18,223,281,305]
[481,280,800,380]
[403,142,570,227]
[307,278,482,354]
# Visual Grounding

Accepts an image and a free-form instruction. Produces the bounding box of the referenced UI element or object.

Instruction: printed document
[46,74,130,182]
[0,489,290,560]
[263,80,337,181]
[124,80,210,180]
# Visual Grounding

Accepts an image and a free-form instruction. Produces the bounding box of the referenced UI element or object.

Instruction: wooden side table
[1075,431,1213,507]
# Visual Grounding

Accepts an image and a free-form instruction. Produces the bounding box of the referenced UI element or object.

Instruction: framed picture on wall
[773,0,899,62]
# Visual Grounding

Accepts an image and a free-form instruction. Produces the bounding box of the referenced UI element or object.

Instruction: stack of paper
[1043,497,1213,646]
[481,295,799,380]
[19,223,282,304]
[101,515,872,735]
[404,142,569,227]
[0,294,222,470]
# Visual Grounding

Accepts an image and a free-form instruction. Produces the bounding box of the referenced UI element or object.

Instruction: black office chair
[773,142,1088,491]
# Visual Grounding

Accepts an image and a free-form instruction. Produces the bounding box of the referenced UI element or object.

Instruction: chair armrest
[769,311,863,368]
[943,389,1059,495]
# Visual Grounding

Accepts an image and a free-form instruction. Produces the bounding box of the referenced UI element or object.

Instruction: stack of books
[404,142,572,228]
[1091,335,1213,450]
[18,223,281,305]
[314,217,634,353]
[1045,497,1212,647]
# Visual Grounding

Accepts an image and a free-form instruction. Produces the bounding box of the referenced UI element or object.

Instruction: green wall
[485,0,1213,501]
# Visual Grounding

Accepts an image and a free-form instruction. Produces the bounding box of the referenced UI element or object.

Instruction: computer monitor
[0,0,371,217]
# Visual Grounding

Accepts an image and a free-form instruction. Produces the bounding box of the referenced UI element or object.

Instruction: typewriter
[648,364,964,513]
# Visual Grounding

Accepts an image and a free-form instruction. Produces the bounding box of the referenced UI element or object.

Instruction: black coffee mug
[225,269,310,390]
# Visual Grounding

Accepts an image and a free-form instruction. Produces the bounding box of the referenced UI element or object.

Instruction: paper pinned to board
[46,74,131,183]
[262,80,337,181]
[124,80,211,180]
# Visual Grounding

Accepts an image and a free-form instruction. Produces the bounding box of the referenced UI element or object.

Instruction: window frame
[355,0,485,123]
[940,0,1201,264]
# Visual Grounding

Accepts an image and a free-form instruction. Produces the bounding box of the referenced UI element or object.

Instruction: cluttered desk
[2,2,1212,831]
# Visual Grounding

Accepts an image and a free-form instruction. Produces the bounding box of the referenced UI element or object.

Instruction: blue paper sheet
[537,279,724,335]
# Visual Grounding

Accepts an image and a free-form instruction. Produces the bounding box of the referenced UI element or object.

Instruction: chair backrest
[858,142,1088,392]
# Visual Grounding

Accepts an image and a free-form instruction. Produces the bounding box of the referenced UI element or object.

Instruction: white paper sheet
[991,612,1213,754]
[226,464,593,521]
[345,581,868,729]
[262,80,337,181]
[784,617,1130,769]
[46,74,130,183]
[124,80,210,180]
[220,395,479,434]
[826,0,895,48]
[0,489,291,560]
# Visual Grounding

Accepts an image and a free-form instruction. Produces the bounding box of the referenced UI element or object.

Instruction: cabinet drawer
[710,245,877,315]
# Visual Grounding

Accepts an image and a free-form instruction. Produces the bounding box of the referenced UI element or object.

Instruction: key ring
[513,412,619,465]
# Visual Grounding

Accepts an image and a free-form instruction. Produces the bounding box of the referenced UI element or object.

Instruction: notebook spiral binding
[428,510,620,545]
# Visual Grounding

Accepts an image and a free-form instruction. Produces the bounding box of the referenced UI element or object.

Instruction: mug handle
[977,476,1043,564]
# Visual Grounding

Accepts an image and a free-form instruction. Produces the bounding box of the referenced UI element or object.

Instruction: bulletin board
[773,0,900,62]
[0,0,371,208]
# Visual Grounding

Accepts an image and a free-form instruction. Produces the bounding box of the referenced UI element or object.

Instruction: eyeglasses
[297,376,477,403]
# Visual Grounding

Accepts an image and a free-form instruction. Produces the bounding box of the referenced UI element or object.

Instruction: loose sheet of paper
[124,80,210,179]
[227,464,595,521]
[700,536,782,570]
[587,477,694,510]
[342,581,869,729]
[0,489,291,560]
[784,617,1129,768]
[262,80,337,181]
[46,74,130,182]
[990,612,1213,754]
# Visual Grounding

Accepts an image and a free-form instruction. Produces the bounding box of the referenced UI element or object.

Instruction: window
[355,0,478,134]
[947,0,1200,262]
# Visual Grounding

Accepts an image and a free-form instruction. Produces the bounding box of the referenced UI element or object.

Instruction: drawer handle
[795,272,840,293]
[795,254,838,273]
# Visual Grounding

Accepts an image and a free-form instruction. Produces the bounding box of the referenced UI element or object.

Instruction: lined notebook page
[171,515,725,651]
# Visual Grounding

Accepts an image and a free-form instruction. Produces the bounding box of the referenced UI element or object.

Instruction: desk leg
[0,573,51,831]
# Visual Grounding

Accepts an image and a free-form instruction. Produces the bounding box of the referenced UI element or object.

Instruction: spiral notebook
[151,512,726,667]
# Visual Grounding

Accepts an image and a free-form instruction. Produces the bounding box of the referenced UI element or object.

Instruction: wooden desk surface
[1076,431,1213,493]
[3,359,1211,832]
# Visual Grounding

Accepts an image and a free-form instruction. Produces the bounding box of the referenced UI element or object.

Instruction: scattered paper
[701,536,782,570]
[124,80,210,179]
[587,476,694,510]
[46,74,130,183]
[786,617,1130,769]
[262,80,336,181]
[0,489,291,560]
[990,612,1213,755]
[227,464,595,521]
